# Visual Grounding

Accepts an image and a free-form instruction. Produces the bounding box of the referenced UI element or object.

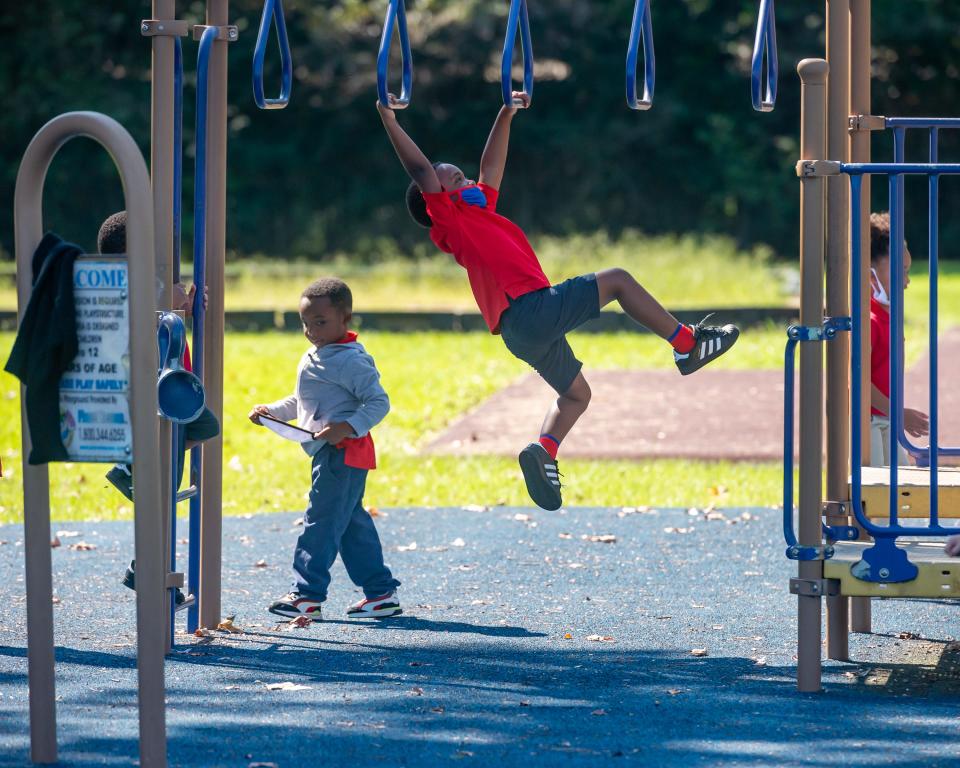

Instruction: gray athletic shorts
[499,273,601,395]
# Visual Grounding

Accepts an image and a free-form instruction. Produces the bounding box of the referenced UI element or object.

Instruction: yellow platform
[825,540,960,597]
[857,466,960,519]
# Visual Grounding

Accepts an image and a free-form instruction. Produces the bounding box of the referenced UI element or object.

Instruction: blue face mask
[458,186,487,209]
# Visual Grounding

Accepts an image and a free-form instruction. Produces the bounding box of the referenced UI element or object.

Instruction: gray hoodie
[266,338,390,457]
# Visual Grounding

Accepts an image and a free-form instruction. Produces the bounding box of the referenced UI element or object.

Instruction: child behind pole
[249,278,401,620]
[97,211,220,603]
[377,92,740,510]
[867,212,928,468]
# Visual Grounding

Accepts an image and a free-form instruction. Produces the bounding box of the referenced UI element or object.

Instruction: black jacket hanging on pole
[5,233,82,464]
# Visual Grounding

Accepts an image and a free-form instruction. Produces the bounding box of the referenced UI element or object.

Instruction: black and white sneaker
[121,559,190,609]
[268,592,323,621]
[347,591,402,618]
[674,314,740,376]
[518,443,562,511]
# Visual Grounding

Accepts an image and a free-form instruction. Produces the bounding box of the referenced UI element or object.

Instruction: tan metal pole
[849,0,873,635]
[797,59,829,692]
[825,0,851,662]
[198,0,229,629]
[150,0,177,652]
[14,112,167,766]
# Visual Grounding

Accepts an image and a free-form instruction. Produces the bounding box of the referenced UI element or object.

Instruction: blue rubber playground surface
[2,505,960,767]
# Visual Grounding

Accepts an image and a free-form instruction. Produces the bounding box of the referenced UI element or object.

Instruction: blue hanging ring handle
[253,0,293,109]
[501,0,534,108]
[625,0,655,110]
[377,0,413,109]
[751,0,778,112]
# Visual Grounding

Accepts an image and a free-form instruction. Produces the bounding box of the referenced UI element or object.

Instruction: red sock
[668,323,695,354]
[539,434,560,459]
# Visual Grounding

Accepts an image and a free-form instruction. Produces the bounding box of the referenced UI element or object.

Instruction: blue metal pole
[783,335,797,546]
[850,175,865,529]
[186,27,216,634]
[888,173,901,526]
[929,127,940,526]
[170,422,179,645]
[173,37,183,283]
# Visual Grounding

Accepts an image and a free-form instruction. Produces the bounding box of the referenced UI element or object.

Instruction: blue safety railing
[843,162,960,582]
[782,318,859,561]
[253,0,293,109]
[377,0,413,109]
[751,0,777,112]
[502,0,534,107]
[625,0,654,111]
[882,119,960,467]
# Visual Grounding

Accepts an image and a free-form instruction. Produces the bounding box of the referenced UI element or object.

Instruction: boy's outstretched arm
[479,91,528,189]
[377,99,441,193]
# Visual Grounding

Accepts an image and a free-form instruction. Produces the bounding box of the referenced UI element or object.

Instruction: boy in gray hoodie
[249,278,400,620]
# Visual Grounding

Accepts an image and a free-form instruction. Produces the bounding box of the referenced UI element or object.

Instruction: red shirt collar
[335,331,358,344]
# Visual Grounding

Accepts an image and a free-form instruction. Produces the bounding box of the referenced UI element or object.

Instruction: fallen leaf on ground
[586,635,615,642]
[462,504,489,512]
[451,538,466,547]
[663,527,692,534]
[265,682,311,691]
[217,618,243,634]
[430,705,445,713]
[368,507,380,517]
[587,534,617,544]
[563,633,573,639]
[897,631,921,640]
[454,750,474,759]
[690,648,709,657]
[51,596,61,604]
[519,700,530,706]
[592,709,607,716]
[69,541,96,551]
[193,628,213,637]
[558,532,573,540]
[667,689,682,696]
[514,513,531,522]
[398,542,418,552]
[50,537,61,548]
[224,685,241,691]
[249,762,279,767]
[253,559,268,568]
[55,530,81,538]
[409,687,424,696]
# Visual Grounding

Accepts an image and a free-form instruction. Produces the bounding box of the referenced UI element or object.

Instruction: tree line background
[3,0,960,263]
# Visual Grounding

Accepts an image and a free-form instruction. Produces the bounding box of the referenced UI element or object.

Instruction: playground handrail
[377,0,413,109]
[751,0,778,112]
[253,0,293,109]
[625,0,654,110]
[502,0,534,107]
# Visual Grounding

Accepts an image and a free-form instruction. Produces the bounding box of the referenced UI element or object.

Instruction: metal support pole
[849,0,872,634]
[150,0,177,652]
[198,0,229,629]
[797,58,828,693]
[825,0,851,662]
[15,112,167,767]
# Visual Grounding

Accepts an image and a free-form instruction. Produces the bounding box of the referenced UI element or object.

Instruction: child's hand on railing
[904,408,930,438]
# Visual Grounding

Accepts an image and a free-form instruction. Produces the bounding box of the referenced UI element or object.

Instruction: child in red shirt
[377,93,739,510]
[868,212,928,468]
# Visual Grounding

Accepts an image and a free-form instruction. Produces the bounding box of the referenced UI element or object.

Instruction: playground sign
[58,257,132,462]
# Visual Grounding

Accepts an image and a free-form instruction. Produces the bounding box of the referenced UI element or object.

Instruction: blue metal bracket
[378,0,413,109]
[751,0,778,112]
[850,538,919,583]
[625,0,654,110]
[253,0,293,109]
[502,0,534,107]
[783,317,851,561]
[786,544,835,562]
[823,523,860,541]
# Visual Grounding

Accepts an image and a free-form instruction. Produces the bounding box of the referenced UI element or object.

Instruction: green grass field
[2,234,957,525]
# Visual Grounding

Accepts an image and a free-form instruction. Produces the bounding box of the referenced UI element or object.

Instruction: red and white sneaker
[268,592,323,621]
[346,591,402,618]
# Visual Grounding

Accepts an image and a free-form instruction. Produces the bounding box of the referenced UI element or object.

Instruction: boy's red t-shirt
[870,297,890,417]
[422,182,550,333]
